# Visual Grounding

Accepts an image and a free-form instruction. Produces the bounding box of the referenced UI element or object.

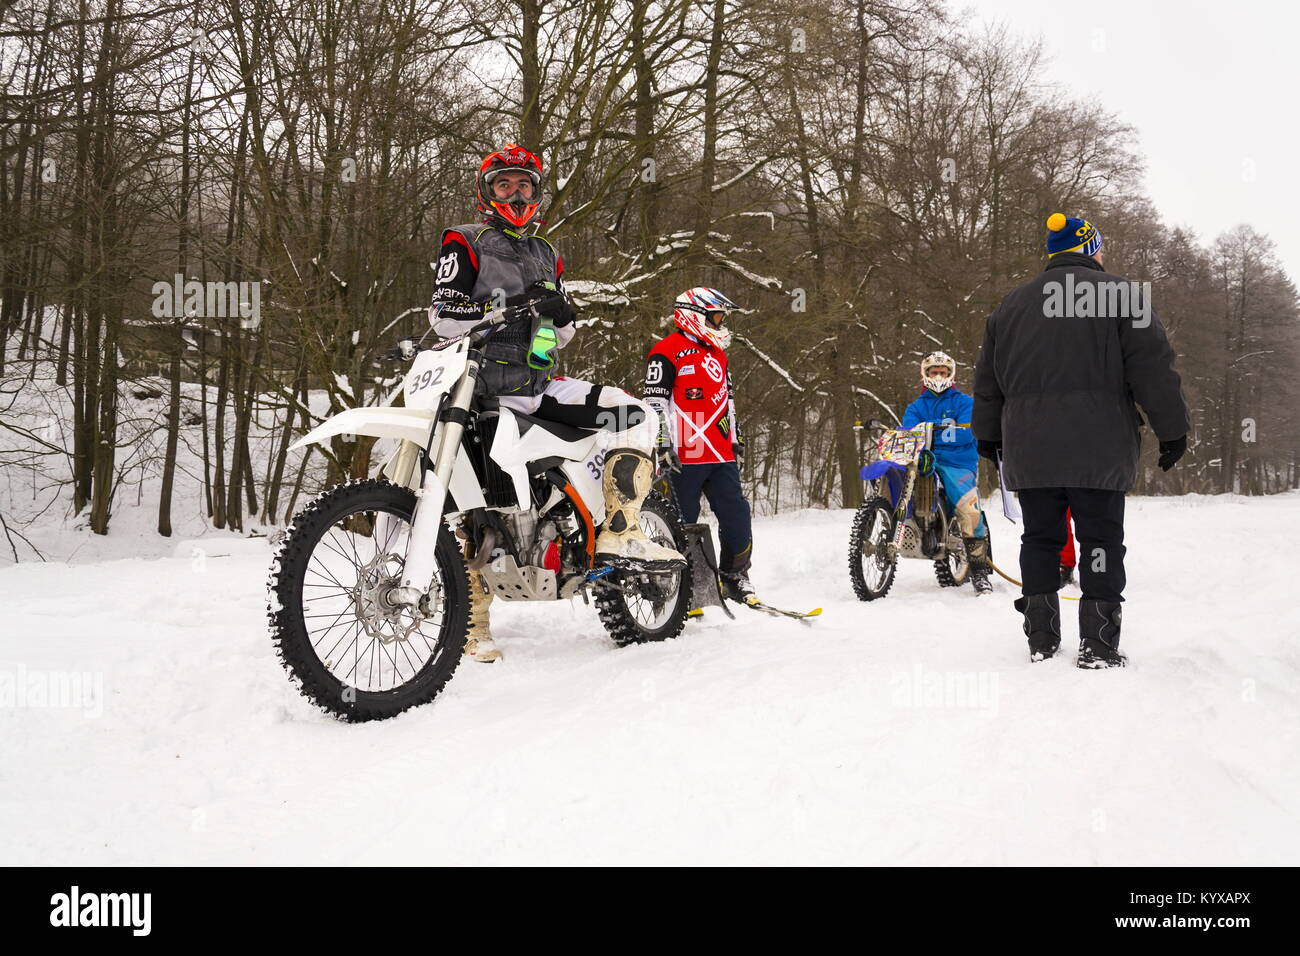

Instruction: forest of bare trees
[2,0,1298,549]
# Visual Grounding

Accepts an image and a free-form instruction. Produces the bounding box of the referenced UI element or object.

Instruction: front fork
[390,360,479,608]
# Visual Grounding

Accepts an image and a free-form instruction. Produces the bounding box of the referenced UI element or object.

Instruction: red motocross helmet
[476,143,544,228]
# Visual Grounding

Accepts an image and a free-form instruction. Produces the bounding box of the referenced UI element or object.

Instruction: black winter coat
[972,252,1189,491]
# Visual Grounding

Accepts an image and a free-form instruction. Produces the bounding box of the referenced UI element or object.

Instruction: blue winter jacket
[901,387,977,471]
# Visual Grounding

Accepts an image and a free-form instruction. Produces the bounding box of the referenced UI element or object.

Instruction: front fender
[860,460,905,481]
[290,406,436,452]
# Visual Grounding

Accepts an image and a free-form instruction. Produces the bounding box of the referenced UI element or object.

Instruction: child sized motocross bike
[847,420,990,601]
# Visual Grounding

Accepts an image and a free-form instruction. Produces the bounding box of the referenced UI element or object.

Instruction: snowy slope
[2,494,1298,865]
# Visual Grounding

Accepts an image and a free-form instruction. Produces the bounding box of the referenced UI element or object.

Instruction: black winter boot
[1014,593,1060,662]
[1078,599,1126,669]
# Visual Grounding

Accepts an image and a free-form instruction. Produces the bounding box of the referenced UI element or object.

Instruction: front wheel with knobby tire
[595,491,692,646]
[268,478,469,722]
[849,496,898,601]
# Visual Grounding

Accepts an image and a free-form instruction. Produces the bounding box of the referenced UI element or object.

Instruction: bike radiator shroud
[463,412,518,508]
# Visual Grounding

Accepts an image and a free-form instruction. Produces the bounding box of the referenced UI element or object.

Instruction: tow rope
[988,559,1081,602]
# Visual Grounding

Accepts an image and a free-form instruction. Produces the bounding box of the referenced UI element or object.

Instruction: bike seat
[511,410,593,445]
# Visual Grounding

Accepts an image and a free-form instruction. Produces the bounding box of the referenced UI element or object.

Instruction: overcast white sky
[965,0,1300,275]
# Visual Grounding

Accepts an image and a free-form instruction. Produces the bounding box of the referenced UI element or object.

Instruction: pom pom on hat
[1046,212,1102,258]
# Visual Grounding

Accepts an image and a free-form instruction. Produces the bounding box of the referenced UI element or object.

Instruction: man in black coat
[972,213,1189,668]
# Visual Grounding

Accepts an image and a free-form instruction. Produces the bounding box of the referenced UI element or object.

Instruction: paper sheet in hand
[997,452,1021,522]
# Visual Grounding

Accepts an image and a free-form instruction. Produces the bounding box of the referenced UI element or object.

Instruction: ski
[736,597,822,621]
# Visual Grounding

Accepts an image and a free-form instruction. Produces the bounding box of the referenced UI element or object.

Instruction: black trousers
[670,460,753,574]
[1018,487,1126,603]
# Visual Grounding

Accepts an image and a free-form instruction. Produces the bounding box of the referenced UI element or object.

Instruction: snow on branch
[850,386,901,425]
[913,308,954,337]
[712,255,784,290]
[564,278,633,307]
[712,160,764,193]
[734,333,805,392]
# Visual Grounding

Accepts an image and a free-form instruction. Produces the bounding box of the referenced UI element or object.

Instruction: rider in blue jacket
[901,352,993,594]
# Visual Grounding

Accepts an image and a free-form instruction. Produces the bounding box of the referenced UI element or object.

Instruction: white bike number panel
[404,345,468,410]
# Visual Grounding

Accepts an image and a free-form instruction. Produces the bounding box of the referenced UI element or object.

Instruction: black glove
[977,440,1002,464]
[537,292,576,328]
[651,415,679,474]
[505,284,576,327]
[1158,434,1187,471]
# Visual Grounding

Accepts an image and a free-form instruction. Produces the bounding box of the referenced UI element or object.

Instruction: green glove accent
[528,319,559,370]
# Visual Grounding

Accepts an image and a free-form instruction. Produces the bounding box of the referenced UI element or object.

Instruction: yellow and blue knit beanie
[1046,212,1102,258]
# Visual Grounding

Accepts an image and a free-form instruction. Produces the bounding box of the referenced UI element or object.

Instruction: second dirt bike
[268,299,692,722]
[848,420,990,601]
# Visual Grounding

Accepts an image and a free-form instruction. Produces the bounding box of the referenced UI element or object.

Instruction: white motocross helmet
[921,351,956,393]
[672,287,738,350]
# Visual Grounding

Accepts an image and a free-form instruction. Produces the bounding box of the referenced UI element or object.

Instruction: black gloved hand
[505,283,576,327]
[536,292,576,328]
[1158,434,1187,471]
[977,440,1002,464]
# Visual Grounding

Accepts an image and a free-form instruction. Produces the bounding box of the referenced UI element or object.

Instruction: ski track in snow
[2,495,1298,865]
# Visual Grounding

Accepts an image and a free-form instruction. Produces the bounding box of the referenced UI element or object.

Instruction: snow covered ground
[3,492,1298,865]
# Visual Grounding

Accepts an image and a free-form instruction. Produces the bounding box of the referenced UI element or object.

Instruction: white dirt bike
[268,301,692,721]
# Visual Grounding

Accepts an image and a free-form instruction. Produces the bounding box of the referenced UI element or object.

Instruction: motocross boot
[964,535,994,595]
[463,567,502,663]
[594,449,686,570]
[720,569,758,605]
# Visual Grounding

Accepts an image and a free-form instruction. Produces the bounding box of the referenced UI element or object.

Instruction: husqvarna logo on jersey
[436,251,459,283]
[701,355,724,382]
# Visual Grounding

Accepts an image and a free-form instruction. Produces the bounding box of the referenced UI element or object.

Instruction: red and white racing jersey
[644,330,738,465]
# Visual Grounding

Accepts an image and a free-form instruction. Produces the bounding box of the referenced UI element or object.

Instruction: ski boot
[1059,564,1076,587]
[720,569,757,605]
[964,536,994,595]
[1077,599,1126,669]
[1015,593,1060,662]
[463,567,502,663]
[594,448,686,570]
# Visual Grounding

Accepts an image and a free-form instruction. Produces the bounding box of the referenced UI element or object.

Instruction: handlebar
[452,300,542,345]
[379,295,551,362]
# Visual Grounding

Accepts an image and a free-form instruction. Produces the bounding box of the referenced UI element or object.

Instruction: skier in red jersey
[643,287,757,604]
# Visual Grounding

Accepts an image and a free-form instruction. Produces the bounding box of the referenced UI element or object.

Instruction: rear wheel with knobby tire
[595,491,692,646]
